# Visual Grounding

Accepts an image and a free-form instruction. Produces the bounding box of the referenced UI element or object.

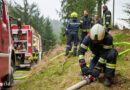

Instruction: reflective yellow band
[80,20,83,23]
[81,29,90,32]
[106,22,110,24]
[79,55,84,60]
[81,44,88,50]
[99,58,106,64]
[106,63,116,67]
[106,63,116,69]
[103,45,112,49]
[106,15,111,17]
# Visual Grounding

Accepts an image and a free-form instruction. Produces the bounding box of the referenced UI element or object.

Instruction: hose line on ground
[14,76,28,80]
[14,42,130,80]
[14,71,30,80]
[50,42,130,61]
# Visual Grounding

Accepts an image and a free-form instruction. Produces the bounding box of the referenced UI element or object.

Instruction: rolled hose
[50,42,130,61]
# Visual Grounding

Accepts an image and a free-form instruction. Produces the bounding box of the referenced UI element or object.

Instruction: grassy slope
[14,30,130,90]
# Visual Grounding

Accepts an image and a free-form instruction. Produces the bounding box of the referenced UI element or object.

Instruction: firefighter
[65,12,81,56]
[32,44,39,64]
[80,10,93,43]
[103,5,112,32]
[94,15,101,24]
[78,24,118,86]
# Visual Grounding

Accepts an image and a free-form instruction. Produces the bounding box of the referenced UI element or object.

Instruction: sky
[8,0,130,29]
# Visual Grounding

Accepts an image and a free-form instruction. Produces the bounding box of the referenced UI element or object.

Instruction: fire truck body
[0,0,15,87]
[12,25,42,67]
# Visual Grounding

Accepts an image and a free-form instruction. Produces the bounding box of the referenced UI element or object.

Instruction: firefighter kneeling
[78,24,118,86]
[31,44,39,64]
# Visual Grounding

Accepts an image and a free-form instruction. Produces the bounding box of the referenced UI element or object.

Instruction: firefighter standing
[78,24,118,86]
[65,12,81,56]
[80,10,93,43]
[94,15,101,24]
[103,5,112,32]
[32,44,39,64]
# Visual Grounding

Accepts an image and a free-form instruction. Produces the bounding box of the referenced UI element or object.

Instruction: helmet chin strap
[94,34,98,40]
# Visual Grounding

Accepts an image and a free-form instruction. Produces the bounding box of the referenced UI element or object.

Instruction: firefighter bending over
[65,12,81,56]
[78,24,118,86]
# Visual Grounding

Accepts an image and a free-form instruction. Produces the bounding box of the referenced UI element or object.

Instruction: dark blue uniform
[80,16,92,43]
[103,9,112,32]
[78,31,118,78]
[65,18,81,56]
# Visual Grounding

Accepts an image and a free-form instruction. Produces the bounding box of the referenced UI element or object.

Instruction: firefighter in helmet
[32,44,39,64]
[65,12,81,56]
[78,24,118,86]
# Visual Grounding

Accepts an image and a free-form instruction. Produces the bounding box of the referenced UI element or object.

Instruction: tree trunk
[97,0,102,20]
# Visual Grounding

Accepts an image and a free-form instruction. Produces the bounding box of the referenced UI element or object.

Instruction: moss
[113,33,128,42]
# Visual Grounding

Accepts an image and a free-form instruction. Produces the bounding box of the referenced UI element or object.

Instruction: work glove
[81,66,91,76]
[79,58,91,76]
[91,67,100,77]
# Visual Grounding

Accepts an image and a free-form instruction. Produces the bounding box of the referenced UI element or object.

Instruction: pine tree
[43,19,56,51]
[8,0,57,51]
[60,0,96,22]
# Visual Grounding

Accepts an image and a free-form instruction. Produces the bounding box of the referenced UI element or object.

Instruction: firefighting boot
[65,47,70,56]
[73,47,77,56]
[104,77,112,87]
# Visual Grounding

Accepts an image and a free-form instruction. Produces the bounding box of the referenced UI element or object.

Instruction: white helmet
[90,24,105,41]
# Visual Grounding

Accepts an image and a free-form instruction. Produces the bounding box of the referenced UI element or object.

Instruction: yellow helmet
[71,12,78,18]
[33,44,37,47]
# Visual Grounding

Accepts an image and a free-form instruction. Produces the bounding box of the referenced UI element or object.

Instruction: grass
[14,30,130,90]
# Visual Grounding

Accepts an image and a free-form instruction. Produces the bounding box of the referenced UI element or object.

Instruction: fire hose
[14,42,130,80]
[66,75,96,90]
[50,42,130,61]
[66,42,130,90]
[14,71,30,80]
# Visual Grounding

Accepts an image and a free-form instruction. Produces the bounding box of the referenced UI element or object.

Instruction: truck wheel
[4,63,14,88]
[8,66,14,87]
[6,57,15,87]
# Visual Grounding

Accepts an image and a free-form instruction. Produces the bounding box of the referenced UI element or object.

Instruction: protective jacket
[78,31,118,78]
[80,16,92,30]
[32,48,39,60]
[103,9,112,29]
[66,18,81,33]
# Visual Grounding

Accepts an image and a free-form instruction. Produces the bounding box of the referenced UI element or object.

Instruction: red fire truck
[11,25,42,68]
[0,0,15,88]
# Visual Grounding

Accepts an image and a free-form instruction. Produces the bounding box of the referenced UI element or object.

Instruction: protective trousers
[66,32,78,56]
[89,49,118,78]
[81,32,88,43]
